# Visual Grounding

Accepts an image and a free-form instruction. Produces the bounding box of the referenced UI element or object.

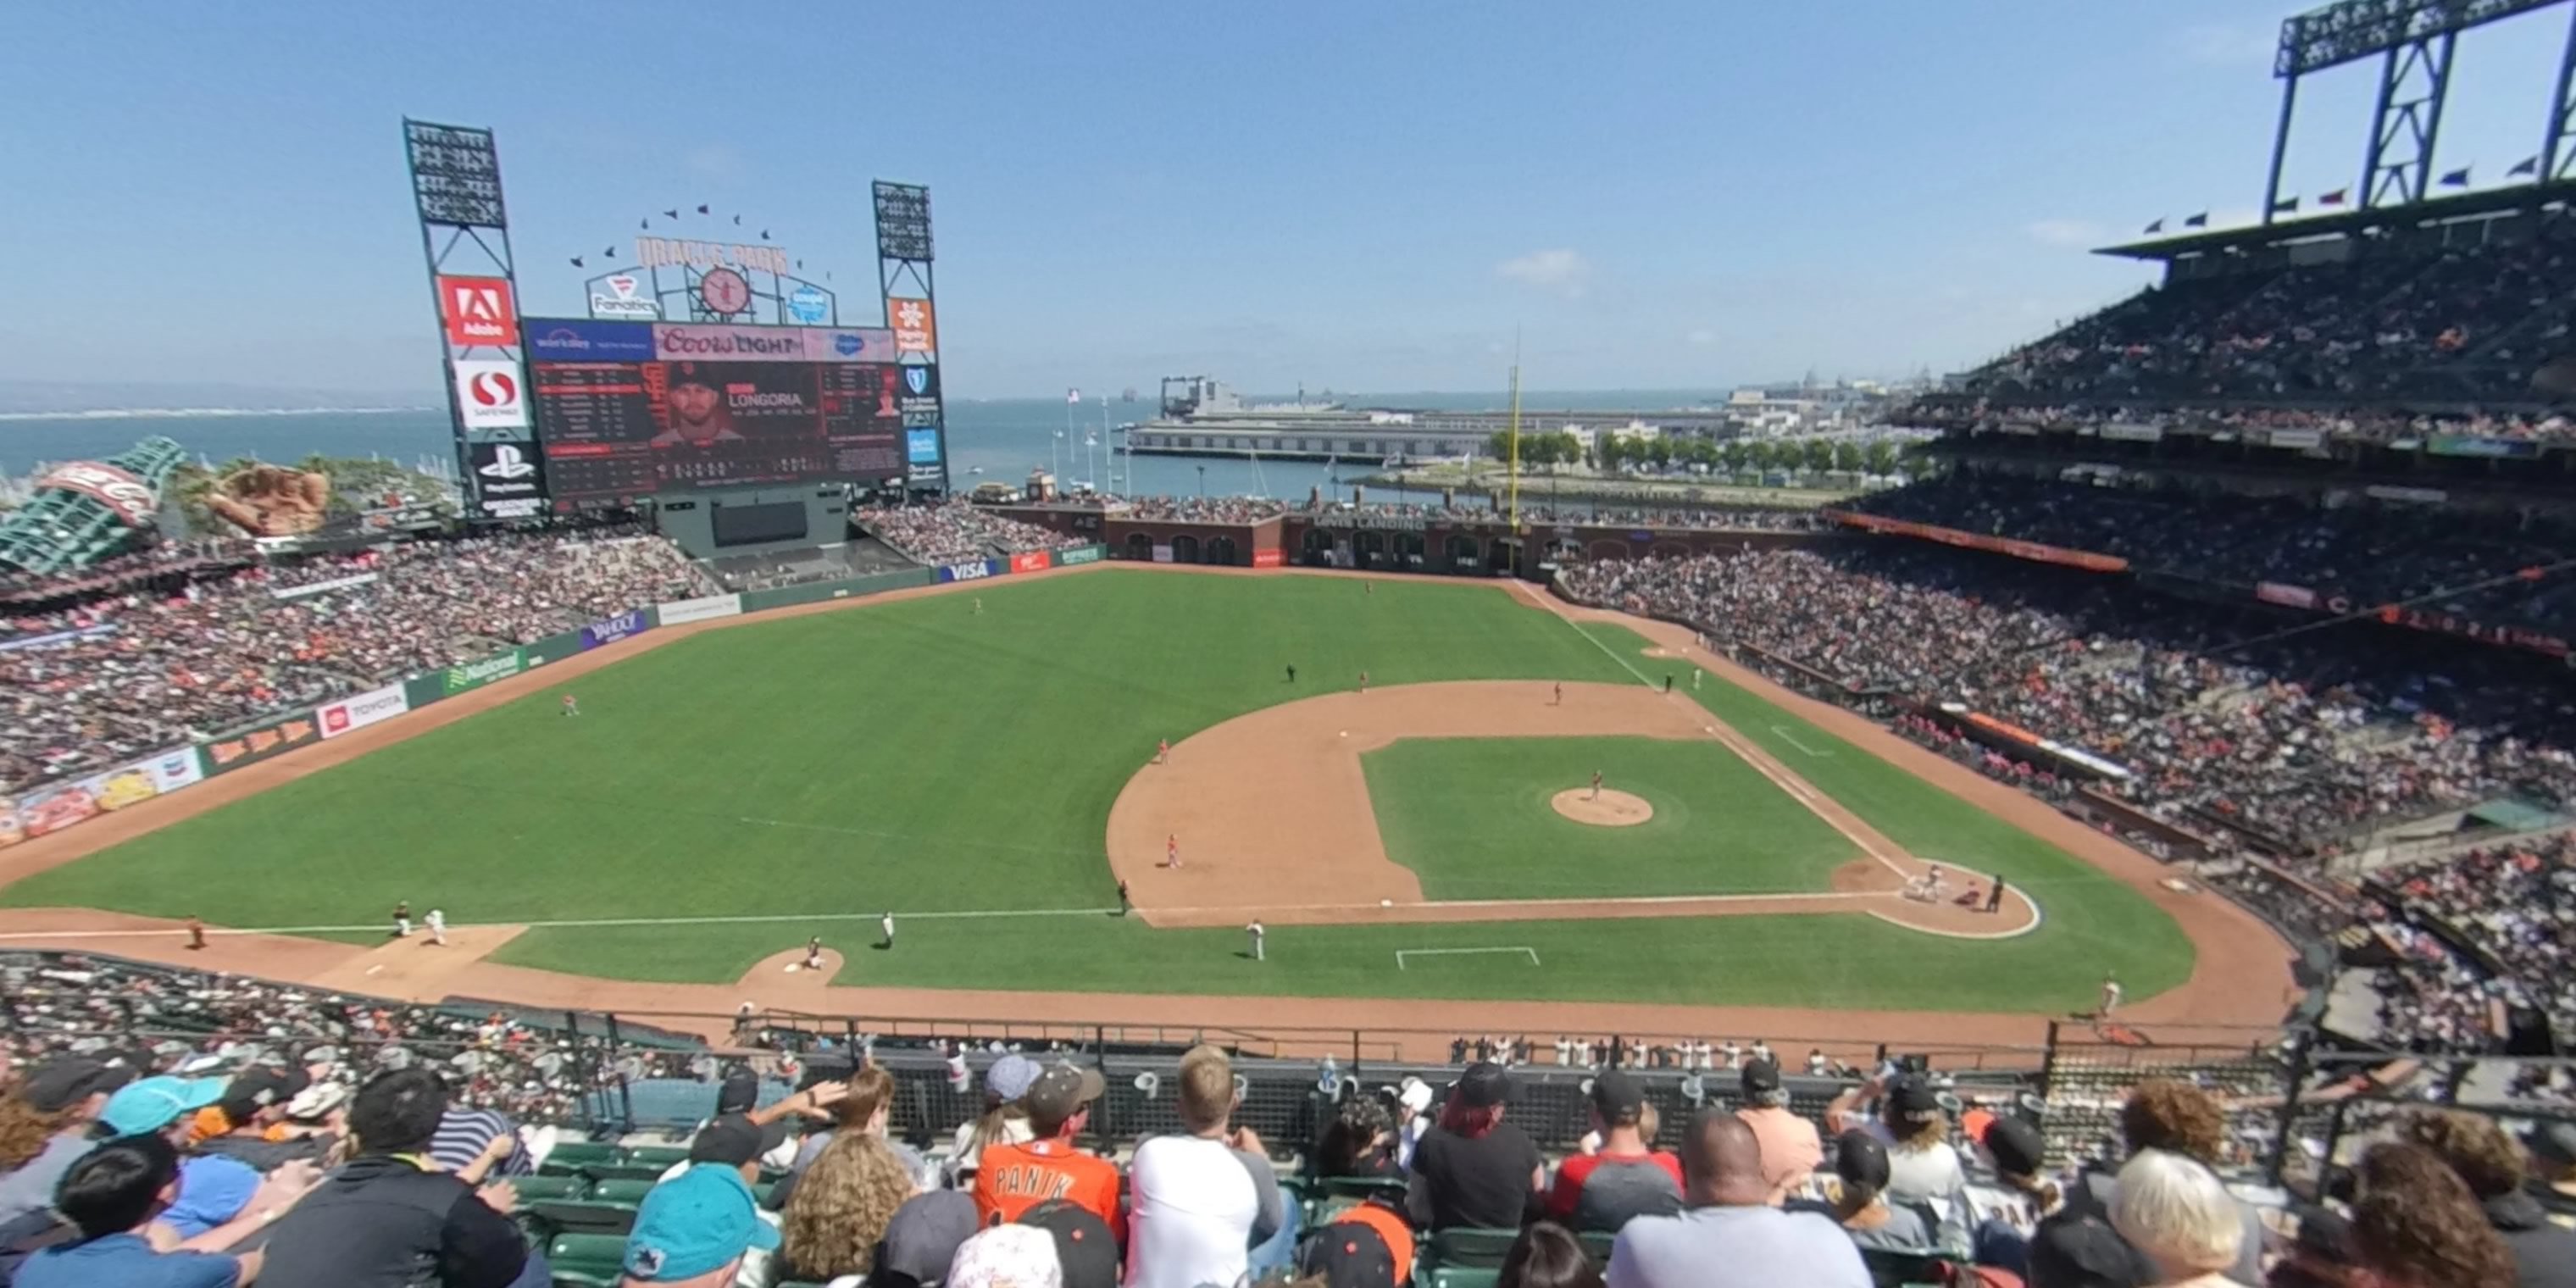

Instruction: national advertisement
[658,592,744,625]
[906,428,942,464]
[1057,545,1103,566]
[2427,435,2538,459]
[318,684,409,740]
[200,708,325,777]
[441,648,526,697]
[527,319,658,362]
[939,559,997,583]
[581,609,651,648]
[2263,428,2323,450]
[1008,550,1051,575]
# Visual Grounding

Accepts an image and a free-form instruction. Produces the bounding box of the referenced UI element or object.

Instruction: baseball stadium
[5,3,2576,1287]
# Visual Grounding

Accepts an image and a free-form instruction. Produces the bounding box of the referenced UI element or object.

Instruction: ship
[1118,375,1737,463]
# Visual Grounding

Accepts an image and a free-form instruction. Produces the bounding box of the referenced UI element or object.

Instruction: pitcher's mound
[1552,788,1653,827]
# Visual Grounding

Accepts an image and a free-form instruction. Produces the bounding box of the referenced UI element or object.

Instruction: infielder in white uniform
[425,908,447,947]
[880,911,895,949]
[1246,919,1266,962]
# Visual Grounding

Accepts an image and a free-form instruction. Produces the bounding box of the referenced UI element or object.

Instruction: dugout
[649,482,852,561]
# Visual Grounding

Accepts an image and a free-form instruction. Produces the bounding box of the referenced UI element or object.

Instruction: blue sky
[2,1,2567,399]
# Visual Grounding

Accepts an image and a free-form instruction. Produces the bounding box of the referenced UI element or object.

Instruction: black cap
[1455,1063,1513,1108]
[19,1058,133,1113]
[2027,1213,2154,1288]
[1297,1219,1398,1288]
[1022,1065,1106,1135]
[1981,1115,2046,1178]
[1888,1075,1942,1119]
[1589,1070,1644,1124]
[1833,1128,1892,1191]
[219,1066,310,1123]
[715,1067,759,1116]
[880,1191,979,1285]
[1020,1199,1119,1288]
[688,1113,787,1167]
[1740,1058,1782,1096]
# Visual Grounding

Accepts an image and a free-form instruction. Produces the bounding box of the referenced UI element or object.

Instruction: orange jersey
[974,1137,1122,1234]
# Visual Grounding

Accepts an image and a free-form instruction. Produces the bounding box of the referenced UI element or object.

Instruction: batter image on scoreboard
[648,364,747,447]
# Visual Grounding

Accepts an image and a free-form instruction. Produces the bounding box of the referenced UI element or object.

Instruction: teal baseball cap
[623,1163,778,1281]
[101,1075,226,1135]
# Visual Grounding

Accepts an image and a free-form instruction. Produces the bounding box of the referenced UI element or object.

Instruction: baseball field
[0,568,2258,1025]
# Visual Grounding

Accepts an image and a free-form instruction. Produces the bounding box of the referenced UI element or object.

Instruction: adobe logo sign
[439,275,519,347]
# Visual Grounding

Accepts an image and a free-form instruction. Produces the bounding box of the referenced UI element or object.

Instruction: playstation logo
[480,444,536,480]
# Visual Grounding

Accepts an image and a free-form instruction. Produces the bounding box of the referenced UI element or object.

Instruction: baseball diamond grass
[3,570,2195,1012]
[1362,737,1858,899]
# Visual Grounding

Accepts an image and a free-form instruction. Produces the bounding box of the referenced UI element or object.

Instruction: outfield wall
[0,548,1103,848]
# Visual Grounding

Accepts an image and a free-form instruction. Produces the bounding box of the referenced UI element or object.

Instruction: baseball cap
[879,1191,980,1287]
[1740,1058,1783,1096]
[947,1224,1061,1288]
[689,1113,788,1168]
[2523,1120,2576,1168]
[715,1067,760,1116]
[2027,1212,2154,1288]
[1022,1065,1105,1135]
[1396,1077,1433,1114]
[163,1156,262,1238]
[1980,1115,2047,1178]
[1456,1062,1513,1108]
[985,1054,1043,1103]
[1832,1128,1893,1190]
[1298,1219,1398,1288]
[1589,1069,1644,1124]
[102,1075,227,1135]
[218,1066,310,1123]
[622,1164,780,1282]
[19,1057,133,1113]
[1888,1075,1943,1119]
[285,1082,350,1122]
[1019,1199,1118,1288]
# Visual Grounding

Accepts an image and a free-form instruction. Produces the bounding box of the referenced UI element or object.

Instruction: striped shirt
[428,1108,530,1177]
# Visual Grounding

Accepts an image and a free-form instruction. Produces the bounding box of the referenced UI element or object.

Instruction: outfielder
[392,901,412,939]
[561,693,580,717]
[1156,738,1170,765]
[1246,919,1265,962]
[880,911,896,949]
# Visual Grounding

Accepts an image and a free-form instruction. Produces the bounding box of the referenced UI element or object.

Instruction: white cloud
[1686,328,1718,346]
[2024,219,2106,248]
[2175,21,2276,67]
[1496,248,1591,297]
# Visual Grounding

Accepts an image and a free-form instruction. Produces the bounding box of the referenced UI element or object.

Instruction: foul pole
[1505,333,1524,527]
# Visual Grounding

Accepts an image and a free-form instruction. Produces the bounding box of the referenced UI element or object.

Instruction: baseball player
[1358,669,1368,694]
[1246,919,1265,962]
[974,597,983,614]
[1692,670,1702,691]
[392,901,412,939]
[425,908,447,947]
[1165,833,1180,869]
[880,911,896,949]
[1285,663,1296,684]
[1926,864,1947,900]
[1117,880,1131,916]
[2099,974,2124,1019]
[1156,738,1170,765]
[1663,675,1674,694]
[1986,876,2007,913]
[1590,769,1603,802]
[561,693,580,717]
[805,936,824,970]
[1552,681,1563,706]
[185,915,207,952]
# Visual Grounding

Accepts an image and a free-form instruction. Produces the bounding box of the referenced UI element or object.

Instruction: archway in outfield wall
[1125,533,1153,561]
[1588,539,1629,560]
[1171,533,1202,564]
[1394,533,1426,567]
[1205,536,1239,565]
[1352,530,1386,568]
[1446,534,1480,568]
[1299,527,1335,567]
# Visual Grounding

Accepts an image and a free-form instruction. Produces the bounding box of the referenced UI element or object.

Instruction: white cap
[1398,1077,1433,1113]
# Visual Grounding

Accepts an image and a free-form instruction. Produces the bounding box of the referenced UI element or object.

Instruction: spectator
[1019,1200,1120,1288]
[1126,1045,1284,1288]
[197,1066,331,1172]
[1604,1111,1869,1288]
[2106,1151,2246,1288]
[1392,1078,1435,1171]
[1498,1221,1604,1288]
[662,1113,786,1288]
[2527,1122,2576,1222]
[777,1132,916,1284]
[619,1152,780,1288]
[947,1224,1061,1288]
[1316,1096,1400,1180]
[1408,1063,1543,1232]
[871,1191,980,1288]
[1731,1058,1820,1202]
[1825,1075,1968,1219]
[971,1064,1118,1233]
[2267,1205,2362,1288]
[0,1058,135,1222]
[772,1069,918,1203]
[2391,1109,2576,1288]
[947,1054,1040,1186]
[1970,1114,2061,1276]
[1790,1130,1937,1252]
[2351,1141,2518,1288]
[2031,1080,2266,1288]
[15,1134,262,1288]
[257,1068,527,1288]
[1546,1070,1681,1233]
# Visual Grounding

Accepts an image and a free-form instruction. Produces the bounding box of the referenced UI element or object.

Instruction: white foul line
[1771,726,1834,758]
[1396,946,1541,969]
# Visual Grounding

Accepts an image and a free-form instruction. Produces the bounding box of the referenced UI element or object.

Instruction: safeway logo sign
[452,359,530,430]
[439,275,519,347]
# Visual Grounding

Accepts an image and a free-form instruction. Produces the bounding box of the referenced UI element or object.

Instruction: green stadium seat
[1425,1269,1500,1288]
[1857,1246,1953,1288]
[511,1176,590,1202]
[1429,1227,1520,1268]
[588,1179,659,1207]
[1319,1175,1409,1203]
[1578,1230,1615,1266]
[542,1141,622,1170]
[579,1163,676,1184]
[547,1232,628,1288]
[620,1145,691,1170]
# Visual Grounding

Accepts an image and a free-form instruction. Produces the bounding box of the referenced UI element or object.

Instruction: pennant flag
[640,217,649,230]
[733,214,742,225]
[2509,157,2539,177]
[696,203,709,214]
[2319,188,2347,206]
[1068,388,1081,404]
[759,229,771,241]
[2272,197,2300,213]
[2440,166,2470,186]
[2185,212,2209,228]
[603,246,616,258]
[663,208,680,219]
[2143,218,2165,234]
[569,256,585,269]
[795,259,804,270]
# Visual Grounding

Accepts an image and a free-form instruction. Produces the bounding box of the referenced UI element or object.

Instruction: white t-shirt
[1126,1135,1258,1288]
[1864,1122,1968,1211]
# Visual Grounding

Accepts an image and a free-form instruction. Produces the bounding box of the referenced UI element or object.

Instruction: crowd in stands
[2357,836,2576,1069]
[0,539,253,602]
[1122,497,1296,524]
[1562,541,2576,859]
[1952,216,2576,414]
[1851,475,2576,636]
[855,501,1063,564]
[0,528,715,793]
[1909,397,2576,447]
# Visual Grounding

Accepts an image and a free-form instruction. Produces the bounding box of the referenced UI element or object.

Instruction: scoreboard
[521,319,908,507]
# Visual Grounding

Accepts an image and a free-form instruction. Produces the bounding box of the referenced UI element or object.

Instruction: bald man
[1605,1112,1869,1288]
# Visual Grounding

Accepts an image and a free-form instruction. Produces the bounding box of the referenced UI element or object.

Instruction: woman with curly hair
[1317,1096,1398,1180]
[2351,1141,2517,1288]
[778,1131,919,1282]
[2392,1108,2576,1284]
[0,1058,130,1223]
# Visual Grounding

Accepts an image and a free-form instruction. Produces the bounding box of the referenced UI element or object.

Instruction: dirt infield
[0,566,2299,1059]
[1552,789,1652,826]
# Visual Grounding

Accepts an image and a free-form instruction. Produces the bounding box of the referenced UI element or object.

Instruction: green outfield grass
[1363,736,1855,899]
[2,570,2198,1012]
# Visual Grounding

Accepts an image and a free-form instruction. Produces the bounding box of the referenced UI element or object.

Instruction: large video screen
[524,320,905,505]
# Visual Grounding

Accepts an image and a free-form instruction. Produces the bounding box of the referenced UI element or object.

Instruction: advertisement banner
[653,325,813,363]
[438,275,519,347]
[14,777,102,838]
[1008,550,1051,575]
[318,684,408,740]
[2379,606,2569,658]
[803,327,900,362]
[1826,510,2128,574]
[1252,548,1285,569]
[1152,544,1174,564]
[2098,423,2163,442]
[896,364,941,419]
[891,297,937,353]
[0,623,117,654]
[786,286,830,325]
[2255,582,2318,610]
[581,609,651,649]
[906,428,942,464]
[453,359,530,431]
[441,648,526,697]
[467,441,548,519]
[938,559,996,583]
[2427,435,2538,459]
[527,318,658,362]
[524,629,587,668]
[658,592,744,625]
[270,573,380,601]
[2263,428,2323,450]
[200,708,324,777]
[1057,545,1104,566]
[2366,485,2448,504]
[35,463,158,529]
[588,274,660,320]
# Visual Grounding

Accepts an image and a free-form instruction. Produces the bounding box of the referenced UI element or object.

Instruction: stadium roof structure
[2096,175,2576,262]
